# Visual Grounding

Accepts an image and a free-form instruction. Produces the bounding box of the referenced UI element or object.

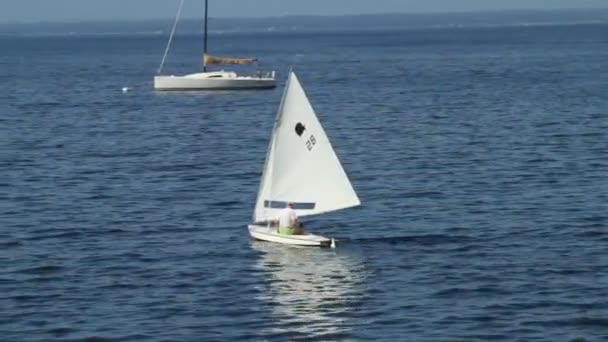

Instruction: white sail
[253,72,360,222]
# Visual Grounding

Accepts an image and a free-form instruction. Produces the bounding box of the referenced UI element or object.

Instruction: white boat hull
[154,71,276,90]
[248,225,331,247]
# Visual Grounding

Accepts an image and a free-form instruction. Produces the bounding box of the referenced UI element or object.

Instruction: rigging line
[203,0,208,71]
[157,0,185,74]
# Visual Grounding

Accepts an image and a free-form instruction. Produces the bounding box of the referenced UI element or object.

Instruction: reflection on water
[251,241,368,340]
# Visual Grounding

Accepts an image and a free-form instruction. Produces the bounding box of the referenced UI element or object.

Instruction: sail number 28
[305,134,317,151]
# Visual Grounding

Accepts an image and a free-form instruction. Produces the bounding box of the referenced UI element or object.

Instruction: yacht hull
[248,225,331,247]
[154,73,276,90]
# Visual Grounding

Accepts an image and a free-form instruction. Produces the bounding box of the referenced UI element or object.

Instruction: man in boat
[278,202,303,235]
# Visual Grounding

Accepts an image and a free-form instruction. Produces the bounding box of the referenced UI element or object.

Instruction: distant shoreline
[1,8,607,36]
[2,8,608,24]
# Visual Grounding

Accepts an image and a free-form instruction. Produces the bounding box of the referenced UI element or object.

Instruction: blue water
[2,23,608,341]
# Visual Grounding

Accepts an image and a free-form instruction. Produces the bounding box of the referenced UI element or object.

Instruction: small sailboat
[248,71,360,247]
[154,0,276,91]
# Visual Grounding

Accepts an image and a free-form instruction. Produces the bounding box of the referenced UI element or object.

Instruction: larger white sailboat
[154,0,276,91]
[248,71,360,247]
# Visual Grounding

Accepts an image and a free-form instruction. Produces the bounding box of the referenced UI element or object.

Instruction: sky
[1,0,607,22]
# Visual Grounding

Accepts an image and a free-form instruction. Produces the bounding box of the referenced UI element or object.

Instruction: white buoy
[122,87,130,93]
[330,238,336,248]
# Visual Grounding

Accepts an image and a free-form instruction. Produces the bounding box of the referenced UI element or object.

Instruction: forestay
[253,72,360,223]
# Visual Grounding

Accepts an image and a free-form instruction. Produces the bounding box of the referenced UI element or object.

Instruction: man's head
[287,202,294,208]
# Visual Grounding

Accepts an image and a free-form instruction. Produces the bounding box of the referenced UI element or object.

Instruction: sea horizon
[1,7,607,36]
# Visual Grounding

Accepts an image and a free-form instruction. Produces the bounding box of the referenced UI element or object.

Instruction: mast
[203,0,209,72]
[253,72,292,223]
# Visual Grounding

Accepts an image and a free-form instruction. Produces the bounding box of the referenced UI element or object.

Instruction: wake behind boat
[154,0,276,91]
[248,71,361,247]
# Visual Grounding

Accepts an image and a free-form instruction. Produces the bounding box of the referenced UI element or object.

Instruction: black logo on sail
[295,123,306,137]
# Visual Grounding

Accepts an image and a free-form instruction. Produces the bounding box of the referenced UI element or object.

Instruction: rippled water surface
[2,24,608,341]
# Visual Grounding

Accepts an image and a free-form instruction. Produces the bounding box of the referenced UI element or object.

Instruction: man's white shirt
[279,207,297,227]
